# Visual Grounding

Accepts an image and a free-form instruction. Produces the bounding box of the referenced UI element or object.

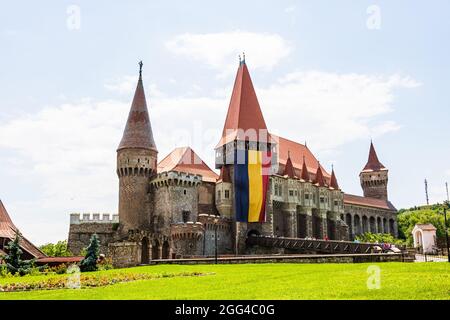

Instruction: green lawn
[0,262,449,299]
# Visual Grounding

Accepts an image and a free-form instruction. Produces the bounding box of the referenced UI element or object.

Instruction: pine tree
[79,234,100,272]
[3,231,36,276]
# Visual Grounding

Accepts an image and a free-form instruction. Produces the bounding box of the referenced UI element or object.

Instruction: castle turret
[214,56,276,253]
[214,56,276,169]
[359,141,388,200]
[117,61,157,232]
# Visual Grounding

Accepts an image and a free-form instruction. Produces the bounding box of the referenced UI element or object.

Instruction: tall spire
[283,151,296,178]
[117,61,157,151]
[362,141,385,171]
[330,165,339,189]
[314,162,326,187]
[216,57,270,147]
[300,156,311,181]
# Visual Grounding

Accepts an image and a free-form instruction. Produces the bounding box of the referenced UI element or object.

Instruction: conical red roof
[314,164,326,187]
[282,152,296,178]
[117,68,157,151]
[300,156,311,181]
[0,199,15,228]
[330,167,339,189]
[362,141,385,171]
[216,60,270,147]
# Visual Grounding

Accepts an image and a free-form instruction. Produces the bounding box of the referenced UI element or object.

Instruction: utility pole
[424,179,429,205]
[443,201,450,263]
[446,182,449,202]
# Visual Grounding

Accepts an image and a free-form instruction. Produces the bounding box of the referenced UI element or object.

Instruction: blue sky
[1,1,449,244]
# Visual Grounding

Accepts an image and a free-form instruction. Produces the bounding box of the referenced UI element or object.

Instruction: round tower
[117,61,158,232]
[359,141,388,200]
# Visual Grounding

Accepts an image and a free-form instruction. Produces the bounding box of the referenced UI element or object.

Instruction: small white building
[412,224,437,254]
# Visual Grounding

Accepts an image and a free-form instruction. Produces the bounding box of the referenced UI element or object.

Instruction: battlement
[70,213,119,225]
[151,170,202,188]
[197,214,231,230]
[171,221,204,240]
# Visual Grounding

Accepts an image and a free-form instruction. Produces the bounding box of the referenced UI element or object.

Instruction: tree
[79,234,100,272]
[397,205,446,246]
[355,232,406,245]
[39,240,73,257]
[2,231,36,276]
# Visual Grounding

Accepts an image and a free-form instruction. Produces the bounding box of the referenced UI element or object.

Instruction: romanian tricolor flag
[234,149,271,222]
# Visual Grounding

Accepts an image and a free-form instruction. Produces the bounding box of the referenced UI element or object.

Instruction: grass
[0,262,449,300]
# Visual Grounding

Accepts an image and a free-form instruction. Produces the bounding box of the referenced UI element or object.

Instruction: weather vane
[139,60,143,79]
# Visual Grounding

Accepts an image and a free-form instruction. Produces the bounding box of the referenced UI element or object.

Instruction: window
[320,197,325,203]
[289,190,294,197]
[305,193,310,200]
[217,190,221,201]
[224,190,230,199]
[182,210,190,223]
[334,200,339,206]
[274,185,278,196]
[183,189,187,195]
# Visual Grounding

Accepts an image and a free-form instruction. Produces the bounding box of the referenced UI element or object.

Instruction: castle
[67,59,398,267]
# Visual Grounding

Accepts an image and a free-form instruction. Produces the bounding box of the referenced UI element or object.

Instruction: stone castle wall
[68,213,119,255]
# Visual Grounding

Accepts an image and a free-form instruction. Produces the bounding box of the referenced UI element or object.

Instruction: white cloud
[165,31,292,77]
[104,75,136,94]
[0,68,419,244]
[285,6,296,13]
[259,71,420,152]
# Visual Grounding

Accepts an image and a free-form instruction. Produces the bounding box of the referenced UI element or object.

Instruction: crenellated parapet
[197,214,232,231]
[150,171,202,188]
[70,213,119,224]
[170,222,204,240]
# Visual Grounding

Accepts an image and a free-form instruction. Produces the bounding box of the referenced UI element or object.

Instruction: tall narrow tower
[214,56,276,253]
[359,141,388,200]
[117,61,158,232]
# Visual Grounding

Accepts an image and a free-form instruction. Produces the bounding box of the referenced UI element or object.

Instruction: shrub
[97,257,114,271]
[355,232,406,245]
[79,234,100,272]
[2,232,42,276]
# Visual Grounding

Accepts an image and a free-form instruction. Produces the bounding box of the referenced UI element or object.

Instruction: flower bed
[0,271,211,292]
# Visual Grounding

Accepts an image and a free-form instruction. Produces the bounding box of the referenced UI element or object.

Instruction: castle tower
[117,61,158,232]
[214,56,276,253]
[359,141,388,200]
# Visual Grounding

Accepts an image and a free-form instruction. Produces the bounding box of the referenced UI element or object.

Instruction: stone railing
[70,213,119,224]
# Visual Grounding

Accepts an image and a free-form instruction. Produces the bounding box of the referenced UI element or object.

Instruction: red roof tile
[216,61,271,147]
[314,164,326,187]
[118,66,157,152]
[36,256,83,264]
[0,200,46,259]
[362,141,386,172]
[330,167,339,190]
[300,156,311,181]
[273,135,331,182]
[344,194,396,211]
[282,152,296,178]
[157,147,219,183]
